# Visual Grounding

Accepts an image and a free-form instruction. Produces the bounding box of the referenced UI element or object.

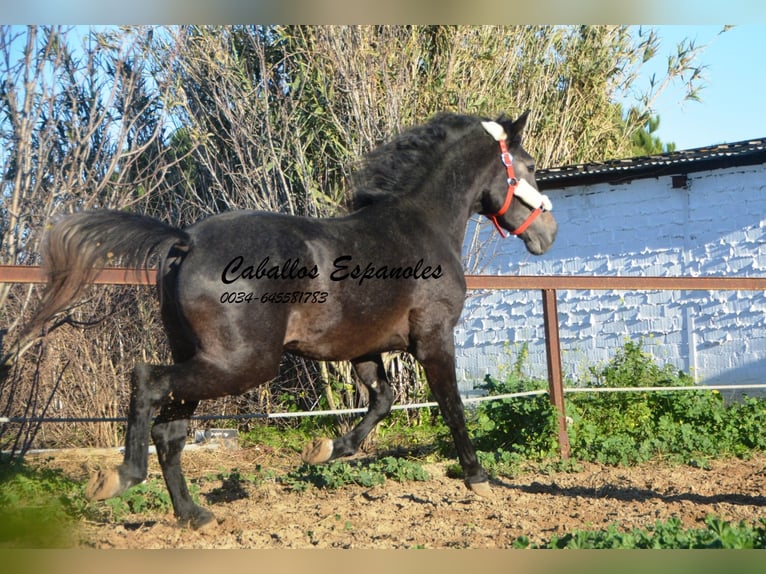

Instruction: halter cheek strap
[481,121,552,238]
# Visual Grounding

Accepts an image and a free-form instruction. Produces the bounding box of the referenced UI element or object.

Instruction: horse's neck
[402,156,489,249]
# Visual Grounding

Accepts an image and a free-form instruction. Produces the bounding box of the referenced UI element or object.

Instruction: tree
[0,25,189,455]
[630,114,676,156]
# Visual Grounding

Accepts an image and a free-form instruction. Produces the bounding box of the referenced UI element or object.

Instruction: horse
[23,111,557,529]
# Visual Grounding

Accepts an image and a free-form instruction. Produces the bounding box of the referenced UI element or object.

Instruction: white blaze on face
[515,178,553,211]
[481,120,552,212]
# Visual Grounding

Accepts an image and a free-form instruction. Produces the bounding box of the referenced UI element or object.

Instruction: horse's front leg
[302,355,393,464]
[415,339,491,497]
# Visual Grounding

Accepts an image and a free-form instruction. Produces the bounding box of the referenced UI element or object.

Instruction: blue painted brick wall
[456,164,766,395]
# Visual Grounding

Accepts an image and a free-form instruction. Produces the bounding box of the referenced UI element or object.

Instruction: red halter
[485,139,544,239]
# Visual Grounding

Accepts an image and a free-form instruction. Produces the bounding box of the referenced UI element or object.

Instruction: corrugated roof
[536,138,766,190]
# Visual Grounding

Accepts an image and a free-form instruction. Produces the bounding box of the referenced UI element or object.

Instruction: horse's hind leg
[86,362,164,501]
[150,401,214,529]
[302,355,393,464]
[86,351,280,528]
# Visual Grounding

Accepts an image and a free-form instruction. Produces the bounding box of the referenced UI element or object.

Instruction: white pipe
[2,384,764,425]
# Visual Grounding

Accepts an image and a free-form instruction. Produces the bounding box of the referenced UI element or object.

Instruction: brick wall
[456,163,766,395]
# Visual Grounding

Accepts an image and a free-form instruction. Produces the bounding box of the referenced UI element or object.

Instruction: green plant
[102,477,176,520]
[0,458,92,547]
[568,341,766,465]
[513,516,766,549]
[475,340,766,468]
[374,408,450,454]
[240,422,318,453]
[374,456,431,482]
[472,373,558,459]
[280,456,429,492]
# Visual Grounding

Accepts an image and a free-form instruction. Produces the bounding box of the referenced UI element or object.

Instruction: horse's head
[479,112,557,255]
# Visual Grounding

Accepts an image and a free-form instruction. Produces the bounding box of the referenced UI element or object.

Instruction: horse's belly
[283,335,408,361]
[282,308,410,360]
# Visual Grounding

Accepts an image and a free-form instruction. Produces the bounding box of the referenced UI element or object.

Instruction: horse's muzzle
[522,211,557,255]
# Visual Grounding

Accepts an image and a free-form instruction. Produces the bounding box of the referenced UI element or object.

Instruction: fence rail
[0,265,155,285]
[5,264,766,290]
[4,265,766,458]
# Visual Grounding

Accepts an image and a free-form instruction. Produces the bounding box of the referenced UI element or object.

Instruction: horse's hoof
[85,469,124,500]
[196,516,218,532]
[301,438,334,464]
[184,508,217,531]
[467,480,493,498]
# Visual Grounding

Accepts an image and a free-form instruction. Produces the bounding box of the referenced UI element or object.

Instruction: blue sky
[644,25,766,150]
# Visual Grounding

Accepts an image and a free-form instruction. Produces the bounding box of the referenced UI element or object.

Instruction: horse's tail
[22,209,191,340]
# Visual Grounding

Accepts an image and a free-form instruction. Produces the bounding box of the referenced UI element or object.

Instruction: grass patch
[513,516,766,549]
[0,457,90,547]
[280,456,429,492]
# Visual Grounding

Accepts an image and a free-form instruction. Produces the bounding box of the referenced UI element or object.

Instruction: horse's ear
[501,110,530,142]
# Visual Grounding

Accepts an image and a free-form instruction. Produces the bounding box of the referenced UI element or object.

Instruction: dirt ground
[34,443,766,549]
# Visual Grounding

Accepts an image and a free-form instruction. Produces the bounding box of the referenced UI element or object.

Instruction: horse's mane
[349,113,481,211]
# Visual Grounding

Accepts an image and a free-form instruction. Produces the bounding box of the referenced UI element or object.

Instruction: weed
[240,424,316,453]
[103,477,173,520]
[475,340,766,469]
[0,459,91,547]
[280,456,429,492]
[516,516,766,549]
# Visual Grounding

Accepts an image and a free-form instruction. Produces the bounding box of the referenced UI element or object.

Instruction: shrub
[475,340,766,468]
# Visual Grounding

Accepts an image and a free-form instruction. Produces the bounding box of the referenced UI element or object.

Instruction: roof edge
[537,138,766,190]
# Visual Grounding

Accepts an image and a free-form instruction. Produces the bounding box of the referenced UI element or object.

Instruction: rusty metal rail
[4,265,766,458]
[465,275,766,291]
[0,265,157,285]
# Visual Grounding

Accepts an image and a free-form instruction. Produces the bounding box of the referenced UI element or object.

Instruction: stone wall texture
[455,163,766,396]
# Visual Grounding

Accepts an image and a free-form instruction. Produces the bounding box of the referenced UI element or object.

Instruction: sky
[644,25,766,150]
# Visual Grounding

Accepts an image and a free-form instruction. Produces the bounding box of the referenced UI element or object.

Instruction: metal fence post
[541,288,571,459]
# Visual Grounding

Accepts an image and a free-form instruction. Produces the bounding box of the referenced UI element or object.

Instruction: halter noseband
[481,121,552,239]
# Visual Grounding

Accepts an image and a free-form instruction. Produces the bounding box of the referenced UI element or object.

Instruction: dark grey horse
[24,112,557,529]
